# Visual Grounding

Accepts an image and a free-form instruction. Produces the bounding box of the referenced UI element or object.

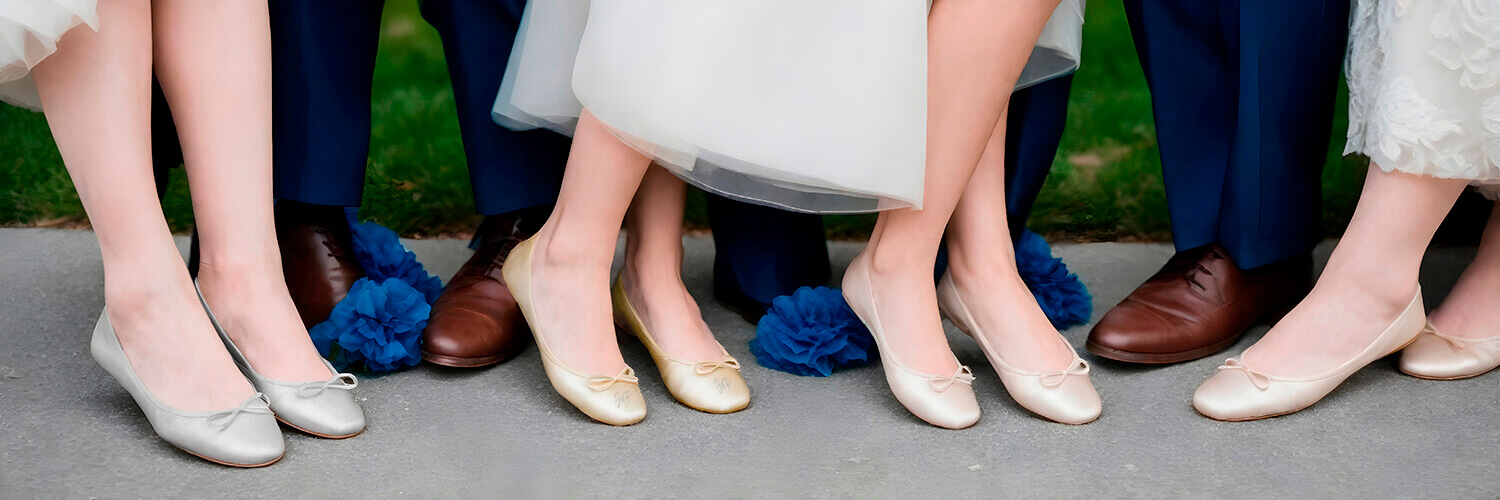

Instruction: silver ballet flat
[196,283,367,438]
[91,308,284,467]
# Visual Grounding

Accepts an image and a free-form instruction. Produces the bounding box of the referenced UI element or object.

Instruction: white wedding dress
[1345,0,1500,199]
[493,0,1086,213]
[0,0,98,111]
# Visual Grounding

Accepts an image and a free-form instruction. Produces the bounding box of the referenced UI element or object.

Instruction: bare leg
[530,110,653,373]
[32,0,253,411]
[1426,202,1500,339]
[943,114,1075,372]
[152,0,330,382]
[620,166,723,361]
[1242,167,1467,376]
[858,0,1063,373]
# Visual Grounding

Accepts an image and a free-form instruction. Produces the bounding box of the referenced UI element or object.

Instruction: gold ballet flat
[501,236,646,426]
[1399,323,1500,380]
[1193,288,1426,421]
[936,272,1101,425]
[843,253,980,430]
[612,278,750,414]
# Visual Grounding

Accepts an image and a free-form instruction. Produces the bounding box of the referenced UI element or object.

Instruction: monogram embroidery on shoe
[614,391,633,408]
[714,377,731,394]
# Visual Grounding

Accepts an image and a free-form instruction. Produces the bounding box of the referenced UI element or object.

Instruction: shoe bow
[693,356,742,375]
[207,393,273,431]
[1426,325,1473,350]
[928,365,976,392]
[586,367,639,392]
[1038,358,1091,389]
[295,373,359,397]
[1218,358,1272,390]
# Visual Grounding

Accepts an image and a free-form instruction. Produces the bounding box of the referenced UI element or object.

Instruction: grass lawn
[1,1,1368,240]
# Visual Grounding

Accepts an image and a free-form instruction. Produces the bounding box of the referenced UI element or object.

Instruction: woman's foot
[944,258,1077,372]
[859,248,960,375]
[196,259,333,384]
[1427,254,1500,341]
[105,267,255,412]
[1239,268,1417,377]
[527,227,628,375]
[619,250,723,363]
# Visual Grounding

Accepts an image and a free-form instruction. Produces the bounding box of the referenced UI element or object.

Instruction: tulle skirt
[0,0,98,111]
[494,0,1086,213]
[1344,0,1500,199]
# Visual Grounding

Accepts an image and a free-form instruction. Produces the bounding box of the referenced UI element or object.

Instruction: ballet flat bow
[694,356,742,375]
[587,367,640,392]
[929,366,976,392]
[207,393,273,431]
[296,373,360,398]
[1039,359,1091,389]
[1218,358,1272,390]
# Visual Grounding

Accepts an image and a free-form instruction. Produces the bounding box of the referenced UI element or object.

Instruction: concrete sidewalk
[0,228,1495,498]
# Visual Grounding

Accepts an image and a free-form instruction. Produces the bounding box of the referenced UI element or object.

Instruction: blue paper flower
[346,212,443,305]
[309,277,429,372]
[750,286,875,377]
[1015,229,1092,329]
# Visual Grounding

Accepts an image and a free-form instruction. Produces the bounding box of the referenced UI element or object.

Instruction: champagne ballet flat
[91,309,284,467]
[502,237,647,426]
[842,253,980,430]
[1399,323,1500,380]
[1193,288,1426,421]
[196,283,366,439]
[612,278,750,414]
[936,273,1101,425]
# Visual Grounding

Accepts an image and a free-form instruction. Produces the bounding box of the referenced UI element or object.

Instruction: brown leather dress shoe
[421,213,542,367]
[276,201,367,328]
[1086,245,1312,364]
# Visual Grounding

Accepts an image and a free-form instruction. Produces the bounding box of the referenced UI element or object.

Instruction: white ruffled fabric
[1345,0,1500,199]
[0,0,98,111]
[494,0,1086,214]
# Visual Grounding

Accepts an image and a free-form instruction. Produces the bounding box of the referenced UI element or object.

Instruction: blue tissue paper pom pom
[750,286,875,377]
[346,212,443,305]
[309,277,429,372]
[1015,229,1092,329]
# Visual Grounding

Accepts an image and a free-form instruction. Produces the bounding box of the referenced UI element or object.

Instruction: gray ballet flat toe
[91,309,284,467]
[196,284,367,438]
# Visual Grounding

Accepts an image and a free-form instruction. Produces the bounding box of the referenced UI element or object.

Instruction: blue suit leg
[707,194,831,317]
[1217,0,1348,268]
[1122,0,1236,253]
[420,0,570,216]
[268,0,385,207]
[1004,74,1074,237]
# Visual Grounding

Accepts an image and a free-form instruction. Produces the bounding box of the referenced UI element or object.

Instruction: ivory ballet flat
[91,309,284,467]
[1399,323,1500,380]
[612,278,750,414]
[502,236,647,426]
[935,273,1101,425]
[842,253,980,430]
[1193,288,1427,421]
[196,283,366,439]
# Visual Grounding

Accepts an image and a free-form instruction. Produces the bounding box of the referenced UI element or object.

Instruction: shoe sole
[1400,366,1498,381]
[276,416,366,440]
[177,445,283,468]
[421,350,514,368]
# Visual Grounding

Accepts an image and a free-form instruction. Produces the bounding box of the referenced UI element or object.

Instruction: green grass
[0,1,1366,240]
